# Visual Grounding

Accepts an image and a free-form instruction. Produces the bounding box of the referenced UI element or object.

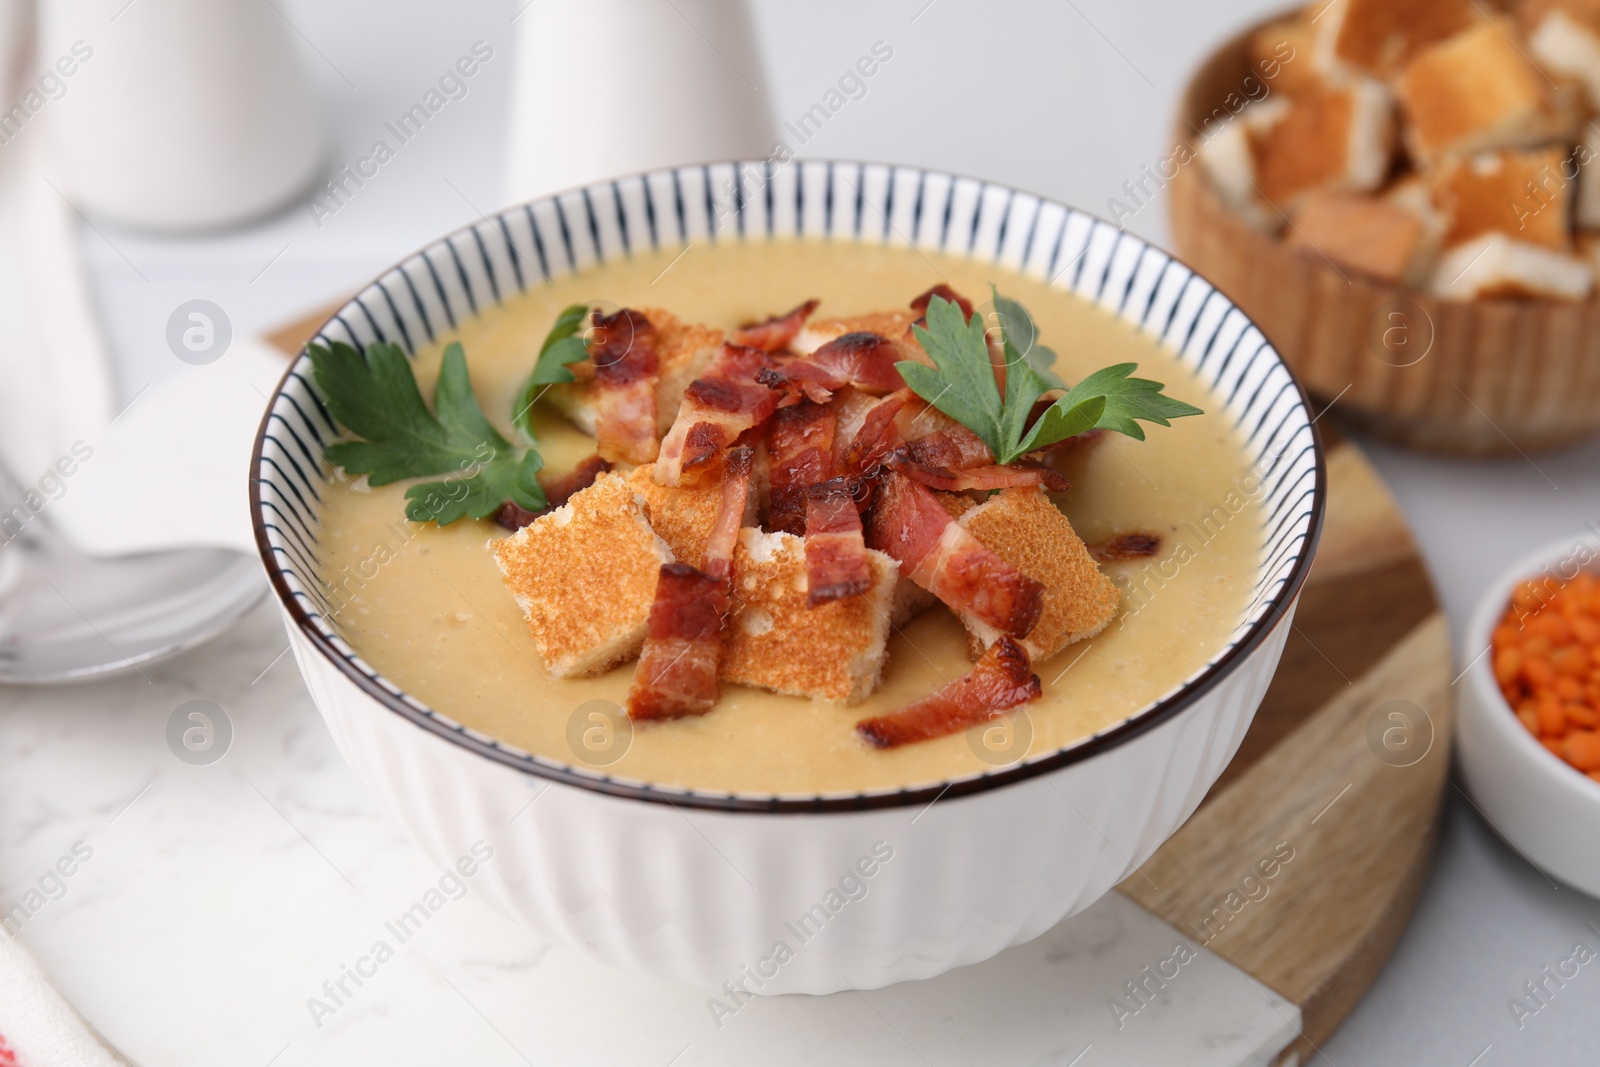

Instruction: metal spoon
[0,454,264,683]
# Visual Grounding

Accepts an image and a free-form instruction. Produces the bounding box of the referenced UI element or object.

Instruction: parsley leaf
[904,293,1006,456]
[512,304,590,441]
[896,291,1203,465]
[310,339,546,525]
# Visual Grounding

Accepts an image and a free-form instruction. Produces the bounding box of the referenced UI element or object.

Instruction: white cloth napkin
[0,939,127,1066]
[44,334,289,557]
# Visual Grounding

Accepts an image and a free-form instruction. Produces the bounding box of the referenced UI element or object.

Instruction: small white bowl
[251,160,1325,992]
[1458,534,1600,896]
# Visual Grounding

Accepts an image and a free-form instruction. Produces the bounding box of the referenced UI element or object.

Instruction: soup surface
[314,239,1264,794]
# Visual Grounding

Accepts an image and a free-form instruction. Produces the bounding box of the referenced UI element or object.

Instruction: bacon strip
[626,448,754,721]
[590,309,661,465]
[805,478,872,606]
[703,447,754,582]
[866,472,1044,637]
[883,454,1070,493]
[1090,532,1162,563]
[494,454,611,530]
[909,284,975,321]
[855,636,1040,748]
[838,390,909,478]
[730,299,819,352]
[901,424,994,469]
[767,400,835,536]
[756,331,907,401]
[655,344,779,487]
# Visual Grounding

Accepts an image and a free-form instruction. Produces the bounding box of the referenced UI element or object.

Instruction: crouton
[1198,103,1285,229]
[1314,0,1477,80]
[624,462,724,569]
[1580,127,1600,229]
[492,472,672,678]
[546,307,722,439]
[1288,189,1433,284]
[954,487,1119,663]
[1577,231,1600,272]
[1201,85,1394,223]
[1397,19,1577,164]
[721,529,898,704]
[1430,148,1573,251]
[1525,0,1600,107]
[1430,233,1595,300]
[1251,18,1321,97]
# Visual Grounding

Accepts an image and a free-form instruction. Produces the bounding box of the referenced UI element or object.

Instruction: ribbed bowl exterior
[252,158,1324,993]
[289,608,1293,992]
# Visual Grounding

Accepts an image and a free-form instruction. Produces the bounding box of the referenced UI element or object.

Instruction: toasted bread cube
[1398,19,1577,163]
[1577,231,1600,271]
[1430,148,1573,251]
[1198,104,1285,229]
[1288,190,1432,284]
[1202,85,1394,222]
[1579,128,1600,229]
[492,473,672,678]
[1254,84,1394,206]
[1251,19,1322,96]
[1430,233,1594,300]
[955,487,1119,663]
[1525,0,1600,108]
[547,307,722,439]
[1314,0,1477,79]
[623,462,724,569]
[721,529,898,704]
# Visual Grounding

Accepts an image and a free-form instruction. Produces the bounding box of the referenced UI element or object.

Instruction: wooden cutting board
[265,317,1451,1062]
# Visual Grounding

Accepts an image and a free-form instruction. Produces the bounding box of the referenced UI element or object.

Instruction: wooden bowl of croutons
[1170,0,1600,456]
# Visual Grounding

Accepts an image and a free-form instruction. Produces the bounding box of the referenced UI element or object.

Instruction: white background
[22,0,1600,1061]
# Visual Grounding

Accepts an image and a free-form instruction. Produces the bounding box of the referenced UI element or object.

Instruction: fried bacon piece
[767,400,836,536]
[626,448,754,721]
[805,477,872,606]
[1090,532,1162,563]
[855,635,1040,748]
[590,308,661,465]
[655,344,780,487]
[703,446,755,581]
[626,564,730,722]
[901,424,995,469]
[757,331,907,401]
[866,472,1044,638]
[494,454,611,531]
[910,284,975,321]
[837,390,909,478]
[883,454,1070,493]
[730,299,819,352]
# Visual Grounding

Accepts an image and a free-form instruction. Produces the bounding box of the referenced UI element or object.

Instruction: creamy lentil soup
[314,239,1263,794]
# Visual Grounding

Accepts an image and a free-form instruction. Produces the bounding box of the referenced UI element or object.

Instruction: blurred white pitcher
[38,0,324,231]
[505,0,774,201]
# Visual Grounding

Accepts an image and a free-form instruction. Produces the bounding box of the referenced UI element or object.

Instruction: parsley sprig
[897,290,1203,464]
[310,340,546,525]
[512,304,591,441]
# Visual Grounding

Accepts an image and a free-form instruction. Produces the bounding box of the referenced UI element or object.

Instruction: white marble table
[4,1,1600,1063]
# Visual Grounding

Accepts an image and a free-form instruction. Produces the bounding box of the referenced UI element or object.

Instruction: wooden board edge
[1117,612,1454,1047]
[266,300,348,357]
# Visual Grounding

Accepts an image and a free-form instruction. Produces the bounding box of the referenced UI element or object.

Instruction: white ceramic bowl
[1458,534,1600,896]
[251,160,1326,993]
